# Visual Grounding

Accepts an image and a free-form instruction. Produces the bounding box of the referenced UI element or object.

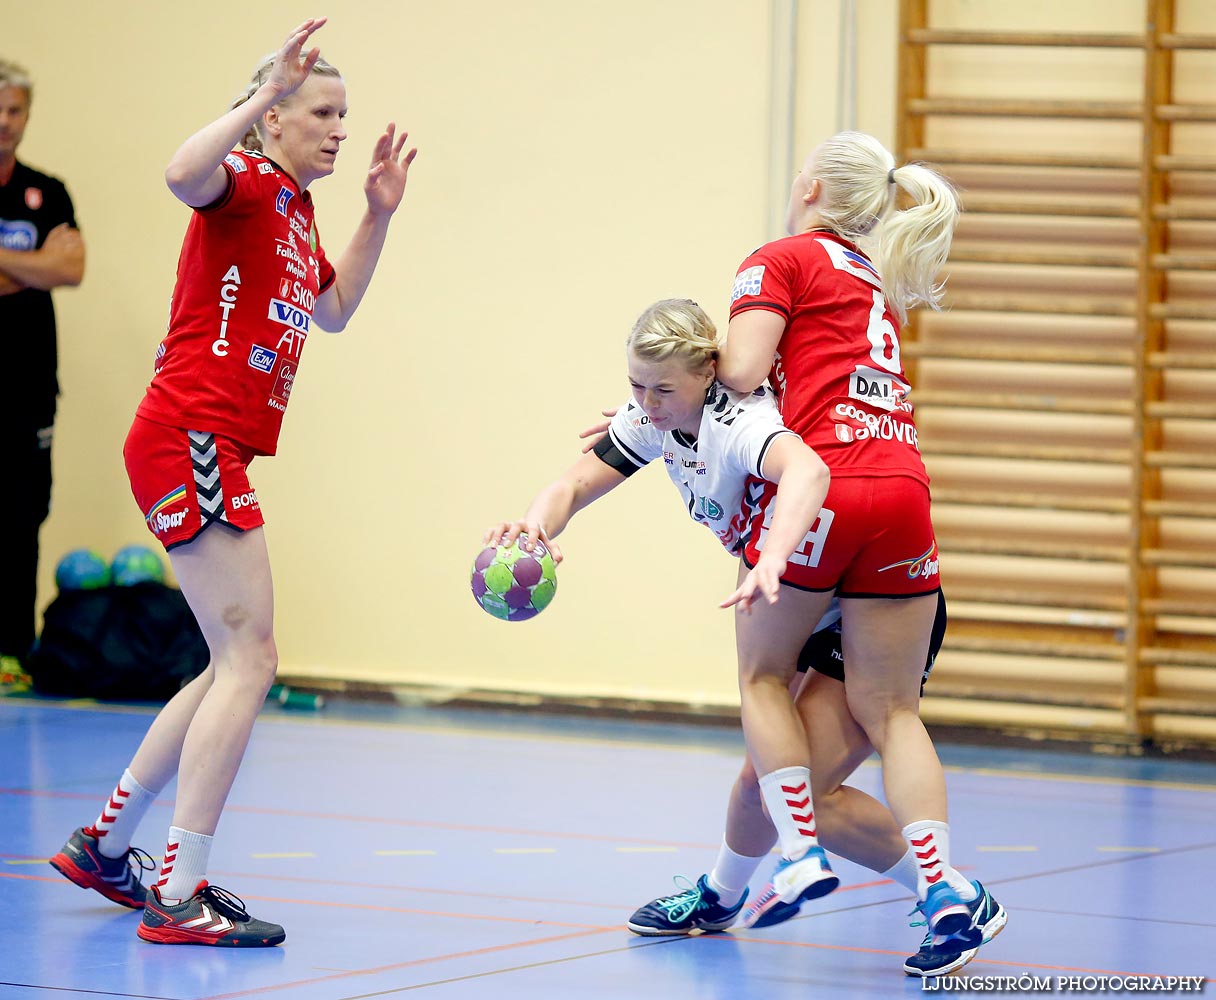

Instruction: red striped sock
[758,766,819,860]
[91,769,155,859]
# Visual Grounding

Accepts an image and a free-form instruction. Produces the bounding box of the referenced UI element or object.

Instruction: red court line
[3,871,612,930]
[5,863,898,913]
[211,868,897,906]
[13,868,1213,991]
[205,926,619,999]
[0,787,719,850]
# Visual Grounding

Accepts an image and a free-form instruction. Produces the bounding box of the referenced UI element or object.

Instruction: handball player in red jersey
[49,18,417,946]
[712,131,1003,970]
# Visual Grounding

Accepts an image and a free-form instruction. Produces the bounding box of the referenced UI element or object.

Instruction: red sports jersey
[136,149,336,456]
[728,231,926,486]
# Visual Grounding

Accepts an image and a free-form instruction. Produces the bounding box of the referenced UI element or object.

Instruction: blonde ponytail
[811,131,960,324]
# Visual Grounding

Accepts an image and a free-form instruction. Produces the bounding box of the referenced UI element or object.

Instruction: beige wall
[11,1,900,705]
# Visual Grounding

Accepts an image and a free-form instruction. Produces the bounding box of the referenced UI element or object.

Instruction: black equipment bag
[27,583,209,700]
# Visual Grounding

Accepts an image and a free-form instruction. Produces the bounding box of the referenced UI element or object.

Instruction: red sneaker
[49,827,152,909]
[138,881,286,947]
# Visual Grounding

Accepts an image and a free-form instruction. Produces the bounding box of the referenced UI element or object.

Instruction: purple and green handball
[470,538,557,622]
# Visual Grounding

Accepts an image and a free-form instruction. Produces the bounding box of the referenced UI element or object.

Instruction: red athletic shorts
[124,415,264,552]
[741,474,940,597]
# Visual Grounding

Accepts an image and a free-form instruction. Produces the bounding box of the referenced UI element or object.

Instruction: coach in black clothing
[0,58,85,667]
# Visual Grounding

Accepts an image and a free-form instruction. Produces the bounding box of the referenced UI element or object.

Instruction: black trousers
[0,423,53,661]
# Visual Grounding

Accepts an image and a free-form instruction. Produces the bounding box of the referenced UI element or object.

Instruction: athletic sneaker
[138,881,286,946]
[627,874,748,936]
[746,897,802,928]
[738,845,839,928]
[903,879,1007,977]
[49,827,154,909]
[920,879,976,940]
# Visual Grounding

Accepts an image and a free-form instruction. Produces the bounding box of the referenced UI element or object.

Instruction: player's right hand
[266,18,328,99]
[483,521,562,563]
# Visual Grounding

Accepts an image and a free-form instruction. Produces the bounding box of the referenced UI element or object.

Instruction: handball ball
[55,549,112,591]
[470,538,557,621]
[111,545,165,587]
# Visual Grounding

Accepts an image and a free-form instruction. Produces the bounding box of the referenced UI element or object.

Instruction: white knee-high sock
[155,826,212,903]
[90,769,156,859]
[882,846,923,894]
[708,838,767,907]
[902,819,975,900]
[758,766,819,860]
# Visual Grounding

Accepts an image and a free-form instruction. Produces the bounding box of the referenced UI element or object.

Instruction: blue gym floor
[2,697,1214,998]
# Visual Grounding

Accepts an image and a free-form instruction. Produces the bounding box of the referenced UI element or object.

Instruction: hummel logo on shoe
[138,881,285,947]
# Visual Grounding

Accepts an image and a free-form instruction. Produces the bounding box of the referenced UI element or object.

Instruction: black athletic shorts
[796,590,947,695]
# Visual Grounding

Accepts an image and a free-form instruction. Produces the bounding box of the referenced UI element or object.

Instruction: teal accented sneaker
[903,880,1007,977]
[921,880,976,940]
[627,874,747,936]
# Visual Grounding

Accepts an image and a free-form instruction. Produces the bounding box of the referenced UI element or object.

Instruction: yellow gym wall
[11,2,899,706]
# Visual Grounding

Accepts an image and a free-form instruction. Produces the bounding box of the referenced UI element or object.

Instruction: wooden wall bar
[897,0,1216,747]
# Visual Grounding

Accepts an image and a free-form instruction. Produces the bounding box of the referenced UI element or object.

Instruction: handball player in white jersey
[49,19,417,947]
[512,299,997,975]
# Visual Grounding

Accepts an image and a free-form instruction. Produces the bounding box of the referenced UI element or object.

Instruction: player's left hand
[721,556,783,613]
[578,407,618,454]
[364,123,417,216]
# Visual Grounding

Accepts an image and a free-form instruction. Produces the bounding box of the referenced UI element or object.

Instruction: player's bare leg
[734,571,838,903]
[135,524,286,947]
[840,594,974,939]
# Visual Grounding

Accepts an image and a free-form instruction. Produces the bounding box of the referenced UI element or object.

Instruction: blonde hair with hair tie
[627,299,720,373]
[812,131,960,324]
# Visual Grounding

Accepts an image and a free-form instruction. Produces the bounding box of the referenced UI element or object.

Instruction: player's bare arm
[165,19,327,208]
[718,309,785,393]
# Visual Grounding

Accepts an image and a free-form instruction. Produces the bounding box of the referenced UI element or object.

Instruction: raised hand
[364,124,418,217]
[265,18,329,100]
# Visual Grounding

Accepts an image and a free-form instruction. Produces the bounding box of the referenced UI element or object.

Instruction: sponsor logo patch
[0,218,38,250]
[230,490,259,511]
[832,400,919,449]
[24,187,42,210]
[267,297,311,333]
[145,485,190,536]
[817,238,883,289]
[257,162,275,175]
[848,366,909,412]
[878,542,940,581]
[248,345,277,373]
[275,186,295,216]
[223,153,247,173]
[731,265,765,303]
[272,360,296,404]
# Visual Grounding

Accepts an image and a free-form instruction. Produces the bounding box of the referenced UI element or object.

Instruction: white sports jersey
[606,382,796,555]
